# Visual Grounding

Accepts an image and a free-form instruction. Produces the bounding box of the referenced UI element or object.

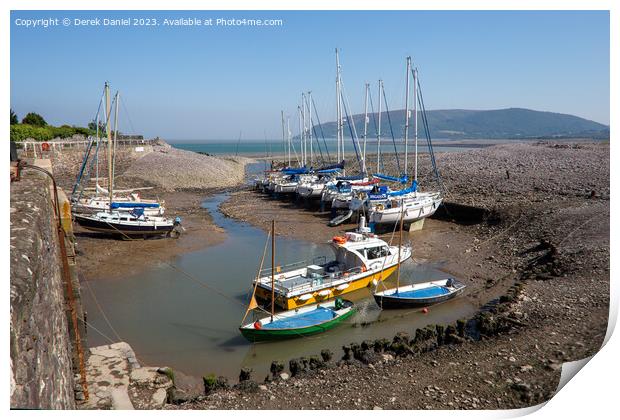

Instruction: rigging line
[164,261,247,309]
[119,95,138,136]
[76,315,147,367]
[340,81,365,172]
[381,83,402,176]
[414,72,444,191]
[71,93,106,199]
[367,90,382,171]
[339,90,363,174]
[303,94,325,165]
[241,227,272,324]
[84,280,124,343]
[311,97,332,163]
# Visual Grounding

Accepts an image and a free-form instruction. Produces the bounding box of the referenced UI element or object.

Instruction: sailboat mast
[281,110,287,165]
[271,220,275,321]
[377,80,383,173]
[308,91,313,167]
[336,48,341,163]
[301,93,306,167]
[287,117,291,167]
[404,57,411,178]
[112,91,120,192]
[105,82,113,209]
[414,66,418,184]
[396,202,404,292]
[362,83,369,175]
[298,106,303,167]
[95,111,100,186]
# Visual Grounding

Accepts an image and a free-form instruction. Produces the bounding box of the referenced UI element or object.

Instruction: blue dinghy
[373,278,466,309]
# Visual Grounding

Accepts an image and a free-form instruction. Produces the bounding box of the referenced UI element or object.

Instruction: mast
[404,57,411,177]
[271,220,275,322]
[336,48,341,162]
[112,91,120,192]
[308,91,313,167]
[301,93,306,167]
[362,83,369,175]
[95,111,100,186]
[376,80,383,173]
[298,106,303,167]
[105,82,113,209]
[281,110,287,166]
[396,202,404,292]
[287,117,291,167]
[414,66,418,185]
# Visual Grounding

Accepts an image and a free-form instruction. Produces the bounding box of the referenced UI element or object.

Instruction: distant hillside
[314,108,609,140]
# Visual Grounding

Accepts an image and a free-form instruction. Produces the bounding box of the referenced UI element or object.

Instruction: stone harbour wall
[10,169,76,409]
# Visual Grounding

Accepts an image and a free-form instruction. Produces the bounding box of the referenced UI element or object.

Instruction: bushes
[10,123,95,142]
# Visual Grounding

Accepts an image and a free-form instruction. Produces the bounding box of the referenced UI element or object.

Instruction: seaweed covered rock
[203,374,229,395]
[289,357,310,376]
[270,361,285,378]
[320,349,334,362]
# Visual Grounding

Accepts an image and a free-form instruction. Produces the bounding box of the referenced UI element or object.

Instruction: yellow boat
[254,231,412,310]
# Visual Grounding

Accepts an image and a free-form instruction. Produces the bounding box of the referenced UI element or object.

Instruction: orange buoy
[332,236,347,244]
[421,308,429,314]
[254,320,262,330]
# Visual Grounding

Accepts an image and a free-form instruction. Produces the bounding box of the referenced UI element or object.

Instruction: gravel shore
[119,142,253,191]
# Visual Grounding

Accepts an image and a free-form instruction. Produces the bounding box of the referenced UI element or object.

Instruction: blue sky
[10,10,609,140]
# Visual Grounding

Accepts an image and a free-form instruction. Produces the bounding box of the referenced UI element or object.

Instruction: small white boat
[367,192,443,225]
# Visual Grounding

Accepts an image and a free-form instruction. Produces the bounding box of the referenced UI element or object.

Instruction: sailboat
[73,83,176,237]
[366,57,443,227]
[373,207,465,308]
[71,83,166,216]
[239,221,356,342]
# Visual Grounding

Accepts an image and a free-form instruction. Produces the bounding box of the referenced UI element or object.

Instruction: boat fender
[254,320,263,330]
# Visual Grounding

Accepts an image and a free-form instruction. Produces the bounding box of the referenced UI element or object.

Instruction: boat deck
[263,307,337,329]
[392,285,450,298]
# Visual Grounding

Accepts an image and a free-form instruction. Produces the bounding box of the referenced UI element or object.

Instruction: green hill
[315,108,609,140]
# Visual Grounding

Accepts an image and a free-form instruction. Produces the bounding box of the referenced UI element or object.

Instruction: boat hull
[374,279,466,309]
[369,196,443,224]
[239,302,356,342]
[255,264,399,310]
[74,214,174,236]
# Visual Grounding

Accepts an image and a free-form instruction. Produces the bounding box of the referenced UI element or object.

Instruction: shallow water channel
[83,166,477,381]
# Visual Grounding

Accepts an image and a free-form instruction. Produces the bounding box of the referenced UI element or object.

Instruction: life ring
[376,204,384,211]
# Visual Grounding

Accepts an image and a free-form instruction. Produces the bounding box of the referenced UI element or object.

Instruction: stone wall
[10,169,76,409]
